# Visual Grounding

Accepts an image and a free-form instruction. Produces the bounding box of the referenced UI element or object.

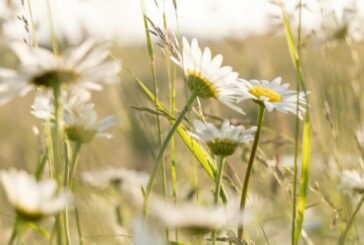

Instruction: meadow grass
[1,1,364,244]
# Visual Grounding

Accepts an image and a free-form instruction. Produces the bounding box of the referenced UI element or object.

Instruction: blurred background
[1,0,364,244]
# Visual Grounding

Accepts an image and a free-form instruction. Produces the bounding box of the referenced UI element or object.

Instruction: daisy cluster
[0,26,309,244]
[172,37,308,156]
[0,39,121,224]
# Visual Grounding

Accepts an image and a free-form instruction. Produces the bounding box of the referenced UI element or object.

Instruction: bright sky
[1,0,364,45]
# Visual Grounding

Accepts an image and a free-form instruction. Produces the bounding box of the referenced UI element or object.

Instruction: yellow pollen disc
[249,86,281,102]
[186,71,219,99]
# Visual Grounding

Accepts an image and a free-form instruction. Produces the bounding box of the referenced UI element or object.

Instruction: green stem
[339,194,364,245]
[75,207,83,245]
[292,1,302,242]
[212,155,226,245]
[69,142,82,187]
[143,92,197,217]
[9,219,20,245]
[238,105,265,240]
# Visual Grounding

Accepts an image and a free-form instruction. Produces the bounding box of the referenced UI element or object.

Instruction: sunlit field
[1,0,364,244]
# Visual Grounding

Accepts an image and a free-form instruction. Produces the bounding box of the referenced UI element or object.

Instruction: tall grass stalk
[140,0,168,223]
[162,1,179,240]
[339,194,364,244]
[238,105,265,240]
[291,0,303,242]
[279,5,311,245]
[143,91,198,217]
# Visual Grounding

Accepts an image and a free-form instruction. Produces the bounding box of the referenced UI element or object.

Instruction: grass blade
[280,5,311,245]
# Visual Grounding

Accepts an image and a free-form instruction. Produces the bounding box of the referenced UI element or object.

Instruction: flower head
[0,169,71,221]
[82,168,149,205]
[149,197,246,233]
[190,120,256,156]
[172,37,245,114]
[238,77,308,119]
[339,170,364,193]
[0,39,121,105]
[82,168,148,191]
[31,92,116,144]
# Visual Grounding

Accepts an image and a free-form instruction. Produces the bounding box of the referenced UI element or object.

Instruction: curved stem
[212,155,226,244]
[238,105,265,240]
[143,92,197,217]
[9,219,20,245]
[339,194,364,245]
[69,142,82,187]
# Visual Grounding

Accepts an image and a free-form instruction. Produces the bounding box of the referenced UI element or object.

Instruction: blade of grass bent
[127,69,227,202]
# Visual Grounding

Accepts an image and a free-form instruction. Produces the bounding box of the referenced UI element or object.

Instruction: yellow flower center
[186,71,218,99]
[249,86,281,102]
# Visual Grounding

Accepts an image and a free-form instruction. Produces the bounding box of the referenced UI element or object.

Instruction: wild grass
[1,1,364,244]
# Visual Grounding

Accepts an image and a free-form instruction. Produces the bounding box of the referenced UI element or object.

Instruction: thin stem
[140,3,168,237]
[143,92,198,217]
[238,105,265,240]
[69,142,82,187]
[292,1,302,242]
[75,207,84,245]
[9,219,20,245]
[339,194,364,245]
[46,0,58,55]
[214,156,226,204]
[52,83,62,179]
[212,155,226,244]
[26,0,38,47]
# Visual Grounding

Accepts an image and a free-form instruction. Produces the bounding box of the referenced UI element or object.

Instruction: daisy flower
[190,119,256,156]
[82,168,149,205]
[82,167,149,191]
[339,170,364,193]
[31,92,116,144]
[238,77,308,119]
[0,168,71,221]
[149,197,246,232]
[172,37,244,114]
[0,39,121,105]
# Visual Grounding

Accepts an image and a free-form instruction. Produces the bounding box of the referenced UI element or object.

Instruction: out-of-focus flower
[82,168,148,206]
[172,37,245,114]
[149,197,246,232]
[82,168,148,191]
[0,39,121,105]
[237,77,308,119]
[31,92,116,143]
[190,119,256,156]
[133,218,164,245]
[0,168,71,221]
[339,170,364,193]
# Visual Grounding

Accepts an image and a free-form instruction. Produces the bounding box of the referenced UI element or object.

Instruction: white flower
[149,197,246,231]
[133,218,164,245]
[172,37,245,114]
[237,77,308,119]
[82,168,148,207]
[31,92,116,143]
[339,170,364,193]
[82,168,148,192]
[0,168,71,221]
[356,129,364,147]
[190,119,256,156]
[0,39,121,105]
